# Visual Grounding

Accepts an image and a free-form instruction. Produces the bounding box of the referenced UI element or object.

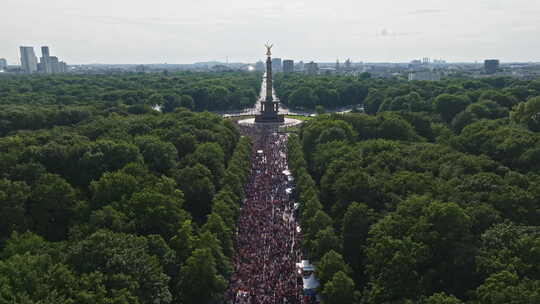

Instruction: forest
[1,71,540,303]
[274,73,370,109]
[287,75,540,303]
[0,72,254,303]
[0,72,260,136]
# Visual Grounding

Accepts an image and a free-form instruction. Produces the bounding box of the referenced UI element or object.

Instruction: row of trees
[0,72,261,135]
[0,101,252,303]
[288,75,540,303]
[274,73,540,118]
[274,74,369,109]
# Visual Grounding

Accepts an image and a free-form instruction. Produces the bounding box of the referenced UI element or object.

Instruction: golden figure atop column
[255,43,284,123]
[265,43,273,57]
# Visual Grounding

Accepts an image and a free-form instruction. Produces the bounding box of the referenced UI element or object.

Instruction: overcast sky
[3,0,540,64]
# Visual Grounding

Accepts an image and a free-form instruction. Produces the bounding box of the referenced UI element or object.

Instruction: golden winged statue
[265,43,273,56]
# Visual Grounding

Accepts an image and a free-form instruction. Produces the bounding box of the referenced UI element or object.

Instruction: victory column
[255,44,285,123]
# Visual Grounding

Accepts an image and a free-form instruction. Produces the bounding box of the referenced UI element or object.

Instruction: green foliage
[288,88,540,301]
[68,230,172,303]
[475,271,540,304]
[173,164,215,223]
[0,179,29,241]
[275,74,368,109]
[321,271,356,304]
[435,93,471,122]
[177,248,226,304]
[315,250,351,287]
[511,96,540,132]
[0,73,253,303]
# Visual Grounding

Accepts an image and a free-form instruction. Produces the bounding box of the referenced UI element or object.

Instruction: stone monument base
[255,114,285,123]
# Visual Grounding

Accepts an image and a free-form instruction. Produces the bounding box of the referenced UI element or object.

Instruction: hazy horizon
[3,0,540,65]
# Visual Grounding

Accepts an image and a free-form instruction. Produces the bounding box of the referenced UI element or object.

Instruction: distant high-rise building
[38,46,68,74]
[335,59,341,74]
[283,59,294,74]
[344,59,352,71]
[305,61,319,75]
[408,71,441,81]
[272,58,282,72]
[40,46,53,73]
[0,58,7,70]
[20,46,38,73]
[484,59,500,74]
[41,46,50,58]
[296,61,304,72]
[255,60,265,72]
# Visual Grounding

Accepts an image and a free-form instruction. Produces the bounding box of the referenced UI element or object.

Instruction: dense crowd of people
[228,126,302,304]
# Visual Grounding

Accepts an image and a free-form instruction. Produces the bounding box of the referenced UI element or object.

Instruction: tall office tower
[282,59,294,74]
[335,59,341,74]
[305,61,319,75]
[484,59,500,74]
[344,59,352,71]
[271,57,282,73]
[40,46,52,73]
[41,46,50,57]
[296,61,304,72]
[20,46,38,73]
[0,58,7,70]
[59,62,68,73]
[49,56,60,73]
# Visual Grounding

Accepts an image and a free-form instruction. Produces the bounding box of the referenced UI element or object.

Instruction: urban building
[295,61,304,72]
[0,58,7,70]
[282,59,294,74]
[484,59,500,74]
[39,46,53,73]
[271,57,282,73]
[335,59,341,74]
[255,60,265,72]
[38,46,68,74]
[344,59,352,71]
[305,61,319,75]
[20,46,38,73]
[408,70,441,81]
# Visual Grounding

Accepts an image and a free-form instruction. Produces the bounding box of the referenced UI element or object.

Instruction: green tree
[180,95,195,110]
[173,164,215,223]
[511,96,540,131]
[312,226,342,261]
[28,174,77,241]
[162,94,182,113]
[0,179,29,240]
[127,178,189,238]
[135,136,178,173]
[476,271,540,304]
[90,171,139,209]
[321,271,356,304]
[434,94,470,122]
[177,248,226,304]
[420,293,464,304]
[290,87,318,108]
[201,213,233,258]
[190,142,225,187]
[315,250,351,287]
[342,203,377,275]
[68,230,172,304]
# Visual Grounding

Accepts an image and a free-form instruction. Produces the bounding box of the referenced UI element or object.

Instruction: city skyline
[3,0,540,64]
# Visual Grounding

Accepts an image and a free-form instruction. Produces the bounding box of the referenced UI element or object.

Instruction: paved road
[221,73,363,118]
[228,130,302,303]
